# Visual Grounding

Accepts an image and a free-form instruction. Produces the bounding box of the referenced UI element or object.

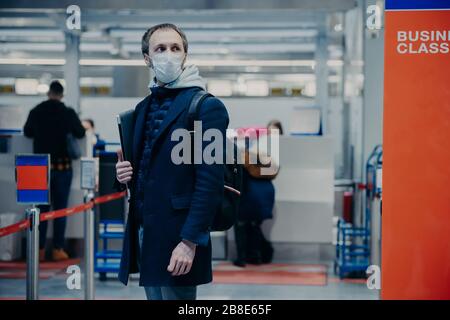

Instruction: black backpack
[187,90,243,232]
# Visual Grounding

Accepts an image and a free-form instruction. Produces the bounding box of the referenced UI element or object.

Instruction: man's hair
[48,80,64,96]
[141,23,188,56]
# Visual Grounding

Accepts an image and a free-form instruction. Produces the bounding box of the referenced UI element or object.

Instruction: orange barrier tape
[0,191,126,238]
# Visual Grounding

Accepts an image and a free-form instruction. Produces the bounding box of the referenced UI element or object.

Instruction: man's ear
[144,54,152,67]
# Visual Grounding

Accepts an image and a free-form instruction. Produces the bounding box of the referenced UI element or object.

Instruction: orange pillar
[382,1,450,299]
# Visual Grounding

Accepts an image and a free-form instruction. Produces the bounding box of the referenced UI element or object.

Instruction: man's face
[144,28,186,68]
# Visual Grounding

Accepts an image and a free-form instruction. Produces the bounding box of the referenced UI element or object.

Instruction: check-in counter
[227,135,334,251]
[265,135,334,243]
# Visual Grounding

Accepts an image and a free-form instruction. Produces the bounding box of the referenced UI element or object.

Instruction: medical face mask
[150,52,184,84]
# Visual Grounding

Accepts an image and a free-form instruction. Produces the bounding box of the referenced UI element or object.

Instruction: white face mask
[150,52,184,84]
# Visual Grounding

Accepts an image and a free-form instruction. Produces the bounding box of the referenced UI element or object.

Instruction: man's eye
[172,46,180,51]
[156,47,165,52]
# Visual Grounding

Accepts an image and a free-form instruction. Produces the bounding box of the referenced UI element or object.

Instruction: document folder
[117,109,134,162]
[117,109,135,199]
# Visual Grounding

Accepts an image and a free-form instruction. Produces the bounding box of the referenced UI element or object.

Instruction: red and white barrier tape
[0,220,30,238]
[0,191,126,238]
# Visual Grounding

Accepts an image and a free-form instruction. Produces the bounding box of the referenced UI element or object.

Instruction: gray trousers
[138,227,197,300]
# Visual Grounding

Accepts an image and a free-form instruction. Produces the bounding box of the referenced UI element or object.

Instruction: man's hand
[116,149,133,184]
[167,240,197,276]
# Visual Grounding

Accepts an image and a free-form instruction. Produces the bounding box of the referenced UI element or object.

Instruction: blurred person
[23,80,85,261]
[82,118,106,156]
[115,23,229,300]
[233,120,282,267]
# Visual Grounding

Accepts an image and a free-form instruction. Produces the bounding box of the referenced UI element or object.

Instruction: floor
[0,260,379,300]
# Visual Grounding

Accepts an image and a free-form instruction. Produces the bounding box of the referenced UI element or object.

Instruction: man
[24,80,86,261]
[115,23,229,300]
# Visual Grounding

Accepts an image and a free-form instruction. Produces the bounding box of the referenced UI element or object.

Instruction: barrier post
[26,205,40,300]
[80,158,96,300]
[84,190,95,300]
[15,154,50,301]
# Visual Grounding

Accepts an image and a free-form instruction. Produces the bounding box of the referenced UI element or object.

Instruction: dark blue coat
[117,87,229,287]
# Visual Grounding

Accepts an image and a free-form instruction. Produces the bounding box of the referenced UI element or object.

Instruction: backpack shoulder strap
[187,90,213,130]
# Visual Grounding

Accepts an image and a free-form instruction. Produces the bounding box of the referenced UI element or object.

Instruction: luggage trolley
[334,145,382,278]
[94,147,126,281]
